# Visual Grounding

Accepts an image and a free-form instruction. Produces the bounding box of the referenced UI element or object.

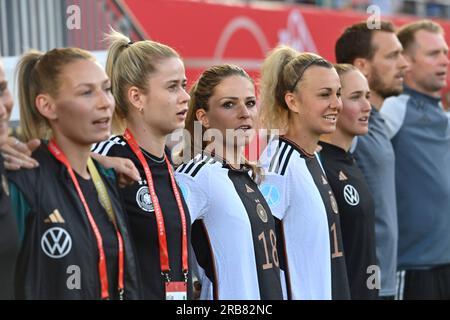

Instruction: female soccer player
[175,64,283,300]
[8,48,140,299]
[92,31,192,300]
[319,64,378,299]
[258,46,350,300]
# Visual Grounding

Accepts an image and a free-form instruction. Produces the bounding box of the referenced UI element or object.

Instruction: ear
[284,91,300,114]
[35,93,57,120]
[353,58,370,78]
[195,108,210,128]
[127,86,145,112]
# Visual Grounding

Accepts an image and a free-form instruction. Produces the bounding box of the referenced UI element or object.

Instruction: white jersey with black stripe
[91,136,127,156]
[259,138,332,300]
[175,154,283,300]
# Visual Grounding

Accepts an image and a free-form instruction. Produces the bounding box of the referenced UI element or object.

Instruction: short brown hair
[335,21,396,64]
[397,19,444,52]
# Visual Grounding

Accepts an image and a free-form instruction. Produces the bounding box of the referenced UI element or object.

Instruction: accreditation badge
[166,281,187,300]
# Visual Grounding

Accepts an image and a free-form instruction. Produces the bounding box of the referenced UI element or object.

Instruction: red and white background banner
[121,0,450,90]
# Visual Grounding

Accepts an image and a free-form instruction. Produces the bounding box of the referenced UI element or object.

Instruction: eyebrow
[166,78,187,84]
[219,96,256,100]
[74,79,110,88]
[349,90,366,95]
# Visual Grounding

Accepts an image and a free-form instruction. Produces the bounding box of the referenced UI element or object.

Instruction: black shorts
[396,264,450,299]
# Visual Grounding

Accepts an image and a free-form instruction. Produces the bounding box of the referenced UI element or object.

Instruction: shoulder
[91,135,127,156]
[6,142,51,184]
[175,154,219,179]
[380,94,410,139]
[6,143,54,207]
[261,138,297,176]
[382,94,410,117]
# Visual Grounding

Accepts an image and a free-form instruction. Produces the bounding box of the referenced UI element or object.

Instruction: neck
[405,80,441,98]
[127,114,166,158]
[52,132,91,179]
[320,130,353,152]
[213,144,244,169]
[370,92,384,111]
[285,118,319,155]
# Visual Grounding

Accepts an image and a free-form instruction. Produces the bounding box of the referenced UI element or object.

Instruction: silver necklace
[141,148,166,164]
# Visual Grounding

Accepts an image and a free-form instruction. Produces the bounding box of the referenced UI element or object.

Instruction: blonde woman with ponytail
[7,48,141,299]
[91,30,193,300]
[258,46,350,300]
[175,64,283,300]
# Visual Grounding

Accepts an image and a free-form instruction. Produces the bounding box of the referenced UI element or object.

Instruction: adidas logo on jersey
[245,184,254,193]
[339,171,348,181]
[44,209,66,223]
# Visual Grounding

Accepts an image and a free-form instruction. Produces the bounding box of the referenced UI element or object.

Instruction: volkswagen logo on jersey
[136,186,154,212]
[329,190,339,214]
[256,203,268,223]
[259,183,281,208]
[343,184,360,206]
[41,227,72,259]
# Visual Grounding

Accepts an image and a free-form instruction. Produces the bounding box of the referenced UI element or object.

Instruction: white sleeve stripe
[269,141,287,173]
[176,163,188,173]
[268,141,284,172]
[91,140,107,153]
[178,155,210,177]
[275,144,292,175]
[92,136,124,156]
[182,159,198,174]
[280,147,294,176]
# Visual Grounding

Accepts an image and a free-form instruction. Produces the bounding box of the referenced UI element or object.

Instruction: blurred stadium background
[1,0,449,131]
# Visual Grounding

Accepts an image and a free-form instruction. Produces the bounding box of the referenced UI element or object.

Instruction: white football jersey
[259,137,332,300]
[176,154,283,300]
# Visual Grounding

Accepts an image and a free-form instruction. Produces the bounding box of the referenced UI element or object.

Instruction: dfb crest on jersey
[136,186,154,212]
[256,203,268,223]
[41,227,72,259]
[328,190,339,214]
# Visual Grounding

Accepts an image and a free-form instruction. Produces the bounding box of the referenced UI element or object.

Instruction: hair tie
[126,41,133,47]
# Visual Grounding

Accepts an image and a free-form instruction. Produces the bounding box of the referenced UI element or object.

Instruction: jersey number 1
[330,222,343,258]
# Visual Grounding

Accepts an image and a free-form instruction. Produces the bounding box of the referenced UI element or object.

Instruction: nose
[238,102,251,119]
[180,87,190,104]
[331,93,342,113]
[362,97,372,112]
[440,52,449,67]
[97,88,115,110]
[398,53,410,71]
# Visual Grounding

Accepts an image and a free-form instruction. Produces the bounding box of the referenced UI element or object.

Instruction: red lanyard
[123,129,188,281]
[48,140,124,300]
